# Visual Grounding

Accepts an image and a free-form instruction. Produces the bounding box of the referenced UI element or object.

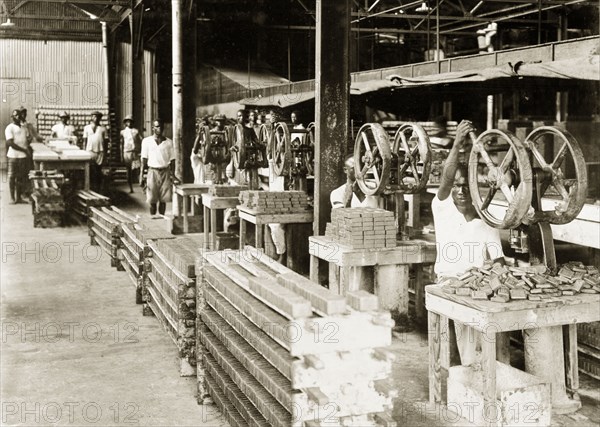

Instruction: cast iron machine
[195,125,231,185]
[468,126,587,413]
[271,122,315,193]
[353,122,432,240]
[230,124,269,190]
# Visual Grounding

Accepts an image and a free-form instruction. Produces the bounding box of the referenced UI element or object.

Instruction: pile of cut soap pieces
[441,261,600,303]
[238,190,309,213]
[325,208,396,250]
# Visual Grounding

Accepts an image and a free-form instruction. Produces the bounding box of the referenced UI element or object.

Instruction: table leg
[328,264,340,294]
[347,266,364,293]
[481,335,498,427]
[428,311,449,404]
[415,266,426,322]
[309,255,319,283]
[255,224,264,249]
[210,208,217,252]
[376,264,409,317]
[182,195,189,234]
[563,324,580,400]
[239,218,246,250]
[495,332,511,365]
[339,266,351,296]
[191,196,196,216]
[203,205,209,250]
[84,163,90,190]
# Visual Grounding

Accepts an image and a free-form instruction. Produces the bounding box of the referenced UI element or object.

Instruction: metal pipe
[172,0,183,179]
[101,21,110,106]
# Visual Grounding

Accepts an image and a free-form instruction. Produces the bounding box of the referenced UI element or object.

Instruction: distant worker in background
[428,115,453,149]
[331,155,383,209]
[120,115,142,193]
[18,106,43,144]
[140,119,177,218]
[5,109,31,204]
[51,111,77,144]
[83,111,107,191]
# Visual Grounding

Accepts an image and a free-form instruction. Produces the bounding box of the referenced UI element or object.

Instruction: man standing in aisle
[120,115,142,193]
[83,111,107,191]
[5,109,31,204]
[18,106,43,143]
[140,119,176,218]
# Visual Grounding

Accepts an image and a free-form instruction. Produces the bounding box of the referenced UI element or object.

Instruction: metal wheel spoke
[499,182,514,203]
[481,186,498,211]
[361,133,372,153]
[360,163,370,178]
[477,145,498,173]
[498,148,514,174]
[551,143,568,170]
[552,179,570,201]
[530,144,549,169]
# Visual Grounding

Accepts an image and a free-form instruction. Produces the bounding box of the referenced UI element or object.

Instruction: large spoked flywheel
[468,129,533,229]
[273,122,292,176]
[392,123,432,193]
[353,123,391,196]
[523,126,587,225]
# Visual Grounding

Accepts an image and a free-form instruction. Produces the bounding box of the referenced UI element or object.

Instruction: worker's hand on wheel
[454,120,476,148]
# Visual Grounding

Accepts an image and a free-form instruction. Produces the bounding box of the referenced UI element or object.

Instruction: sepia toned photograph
[1,1,599,426]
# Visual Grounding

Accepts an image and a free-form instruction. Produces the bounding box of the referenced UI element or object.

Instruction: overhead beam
[10,13,122,22]
[349,11,554,23]
[268,24,475,36]
[24,0,129,5]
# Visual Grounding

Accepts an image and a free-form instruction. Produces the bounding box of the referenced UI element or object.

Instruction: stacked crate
[119,219,175,304]
[72,190,110,218]
[88,206,137,268]
[325,208,396,249]
[238,190,310,213]
[145,236,203,376]
[29,171,66,228]
[208,185,248,197]
[197,248,397,426]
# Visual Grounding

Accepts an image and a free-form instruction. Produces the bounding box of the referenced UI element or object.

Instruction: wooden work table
[31,143,93,190]
[173,183,211,233]
[201,193,240,250]
[425,284,600,426]
[309,235,436,318]
[237,207,313,269]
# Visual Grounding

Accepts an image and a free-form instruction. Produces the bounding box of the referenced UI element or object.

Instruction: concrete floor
[1,177,599,426]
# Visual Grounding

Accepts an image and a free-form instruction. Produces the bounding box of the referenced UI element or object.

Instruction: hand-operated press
[353,122,432,240]
[195,125,231,185]
[230,123,268,189]
[468,125,587,413]
[269,121,315,192]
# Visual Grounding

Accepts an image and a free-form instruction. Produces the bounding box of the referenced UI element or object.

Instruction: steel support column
[172,0,183,179]
[314,0,350,281]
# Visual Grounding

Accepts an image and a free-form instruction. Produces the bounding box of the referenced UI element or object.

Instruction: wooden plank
[205,253,312,320]
[564,324,579,395]
[276,272,347,316]
[428,311,442,404]
[480,337,497,427]
[238,209,313,225]
[426,286,600,332]
[375,264,409,316]
[202,194,240,209]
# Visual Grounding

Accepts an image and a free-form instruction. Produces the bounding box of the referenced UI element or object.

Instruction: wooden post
[182,3,197,183]
[172,0,183,180]
[314,0,350,281]
[130,2,144,130]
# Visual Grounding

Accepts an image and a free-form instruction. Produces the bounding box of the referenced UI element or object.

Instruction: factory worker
[331,155,383,209]
[83,111,107,191]
[51,111,77,143]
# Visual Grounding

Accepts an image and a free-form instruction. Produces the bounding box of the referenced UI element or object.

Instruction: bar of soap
[471,290,489,300]
[528,295,542,301]
[581,289,598,294]
[455,287,471,297]
[562,290,575,296]
[530,288,543,294]
[510,289,527,300]
[489,276,502,291]
[442,285,456,294]
[491,295,510,303]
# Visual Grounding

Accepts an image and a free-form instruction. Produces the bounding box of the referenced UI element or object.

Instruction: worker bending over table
[431,119,505,364]
[140,119,177,218]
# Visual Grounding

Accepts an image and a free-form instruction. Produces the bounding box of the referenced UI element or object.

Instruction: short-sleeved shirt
[83,124,106,165]
[141,136,175,168]
[51,123,76,139]
[5,123,29,159]
[330,183,382,209]
[432,195,504,278]
[121,127,140,152]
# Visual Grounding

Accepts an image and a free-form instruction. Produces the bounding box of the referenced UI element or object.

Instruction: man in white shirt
[140,119,176,218]
[120,115,141,193]
[83,111,107,191]
[51,111,77,143]
[5,109,31,204]
[331,156,383,209]
[432,119,505,365]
